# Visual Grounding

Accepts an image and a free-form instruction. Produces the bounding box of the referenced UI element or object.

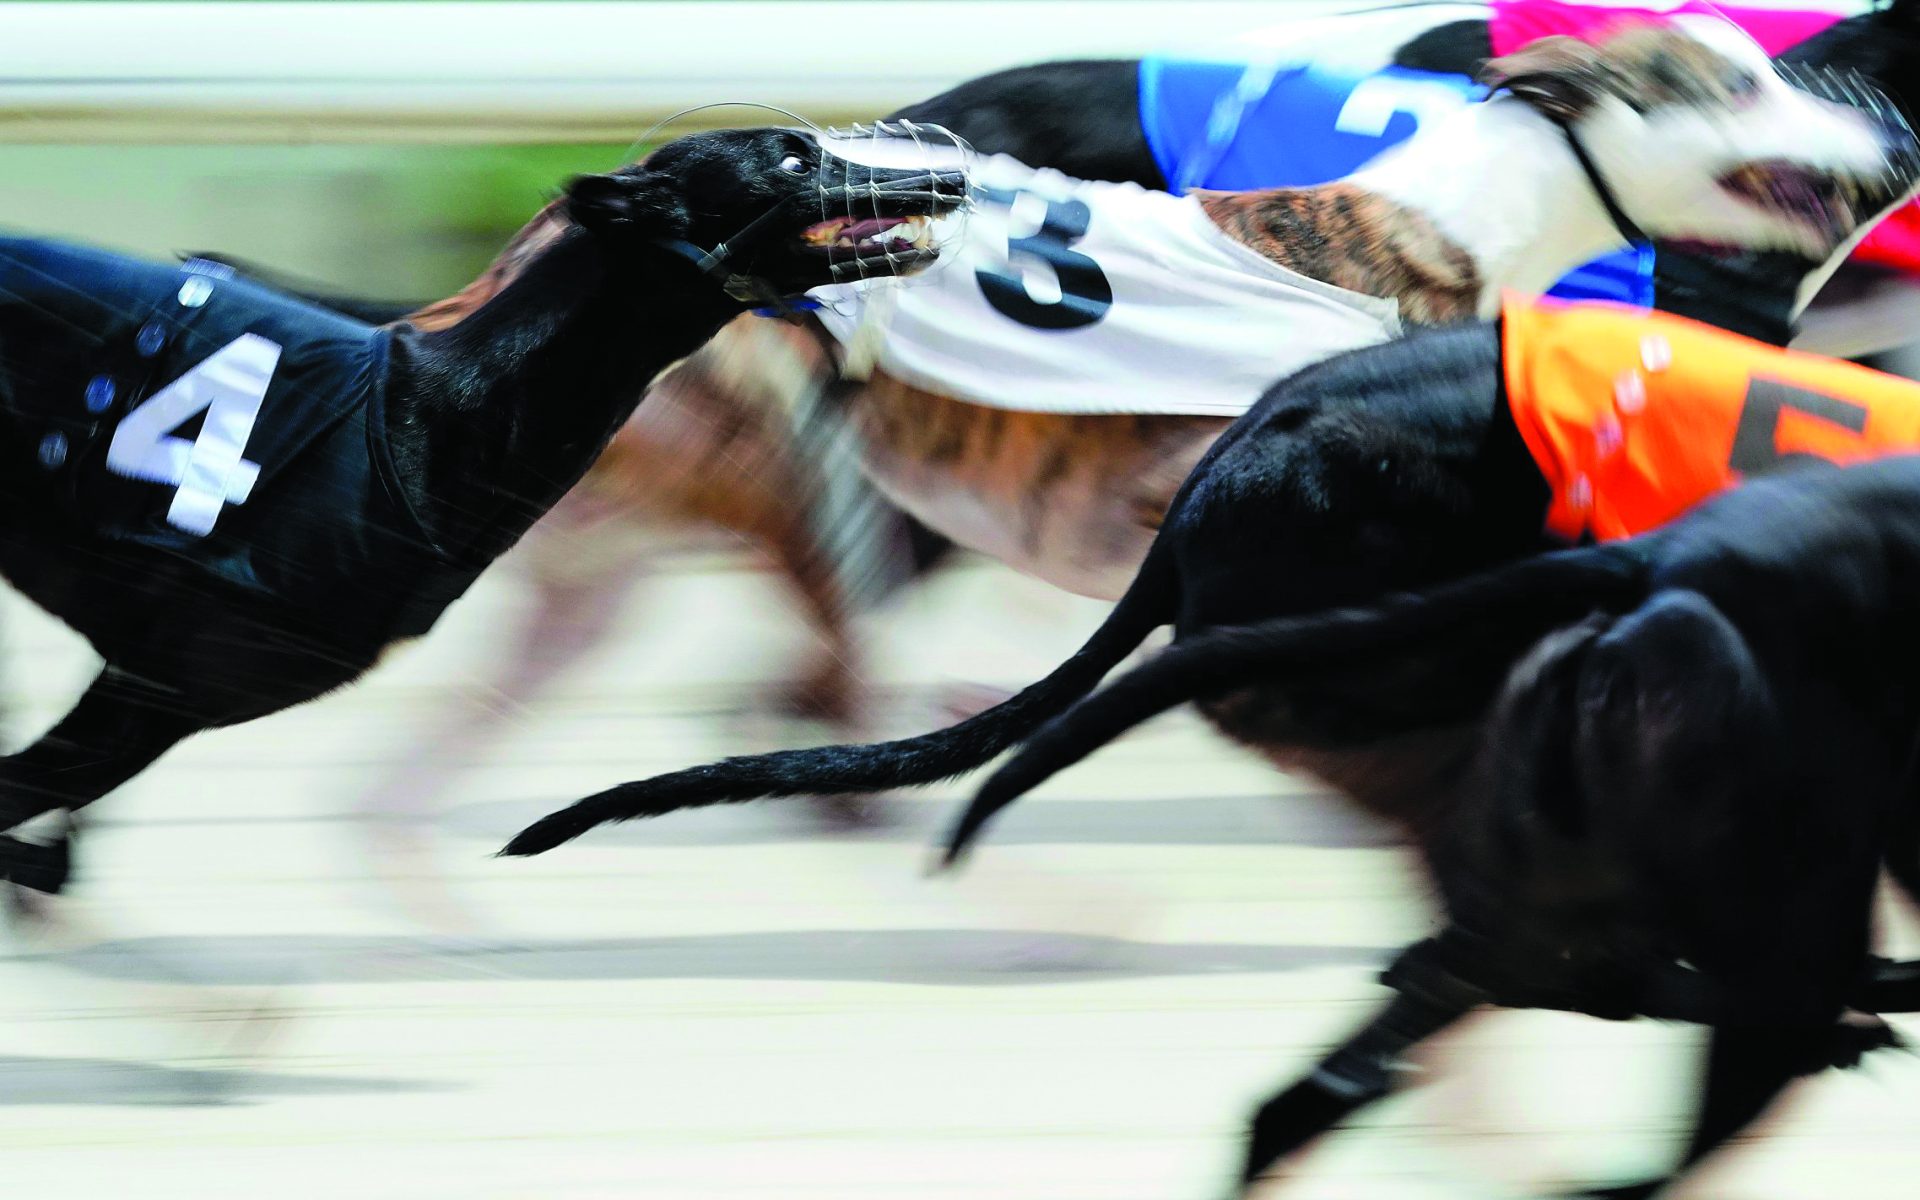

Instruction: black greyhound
[0,126,964,895]
[922,455,1920,1198]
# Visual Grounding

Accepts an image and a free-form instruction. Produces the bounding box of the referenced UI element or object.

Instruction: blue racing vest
[1137,56,1655,307]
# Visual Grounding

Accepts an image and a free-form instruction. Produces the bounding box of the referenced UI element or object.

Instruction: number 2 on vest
[974,185,1114,330]
[106,333,281,537]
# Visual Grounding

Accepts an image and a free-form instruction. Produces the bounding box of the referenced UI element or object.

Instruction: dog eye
[778,155,808,175]
[1725,70,1761,104]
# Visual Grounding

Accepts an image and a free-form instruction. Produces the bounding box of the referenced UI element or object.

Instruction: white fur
[1350,98,1628,314]
[1355,20,1910,316]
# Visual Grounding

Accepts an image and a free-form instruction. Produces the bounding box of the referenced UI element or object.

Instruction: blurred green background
[0,142,630,306]
[0,0,1328,303]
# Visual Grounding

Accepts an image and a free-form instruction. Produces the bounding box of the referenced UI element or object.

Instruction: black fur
[503,323,1548,856]
[956,457,1920,1194]
[892,60,1166,187]
[1394,17,1496,72]
[0,127,963,892]
[507,308,1920,1190]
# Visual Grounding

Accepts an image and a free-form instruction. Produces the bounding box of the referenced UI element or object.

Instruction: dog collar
[1561,125,1650,247]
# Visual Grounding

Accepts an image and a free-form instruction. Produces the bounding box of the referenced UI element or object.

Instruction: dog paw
[0,833,71,897]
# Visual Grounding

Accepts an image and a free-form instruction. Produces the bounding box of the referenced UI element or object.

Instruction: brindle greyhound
[0,126,966,897]
[807,19,1919,603]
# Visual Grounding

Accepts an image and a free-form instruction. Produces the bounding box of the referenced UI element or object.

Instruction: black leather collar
[1561,124,1650,246]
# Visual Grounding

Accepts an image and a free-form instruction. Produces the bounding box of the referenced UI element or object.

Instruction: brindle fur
[671,24,1831,600]
[793,178,1486,596]
[1195,184,1483,323]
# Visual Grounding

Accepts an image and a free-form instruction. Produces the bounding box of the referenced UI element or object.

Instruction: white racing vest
[808,155,1405,417]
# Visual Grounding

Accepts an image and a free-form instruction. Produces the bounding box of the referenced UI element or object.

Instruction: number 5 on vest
[1728,377,1869,475]
[106,333,280,537]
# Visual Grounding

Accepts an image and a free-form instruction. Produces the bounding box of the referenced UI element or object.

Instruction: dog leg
[1239,941,1482,1192]
[1565,1022,1841,1200]
[0,674,293,1074]
[0,673,195,897]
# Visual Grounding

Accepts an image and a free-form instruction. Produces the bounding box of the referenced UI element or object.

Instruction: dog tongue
[841,217,905,243]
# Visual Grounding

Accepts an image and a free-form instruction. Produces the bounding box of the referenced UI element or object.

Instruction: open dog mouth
[1715,161,1861,243]
[798,213,940,272]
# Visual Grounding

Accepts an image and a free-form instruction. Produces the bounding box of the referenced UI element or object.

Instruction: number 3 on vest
[974,185,1114,331]
[106,333,280,537]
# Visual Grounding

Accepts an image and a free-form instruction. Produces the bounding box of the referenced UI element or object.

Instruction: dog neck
[385,228,741,561]
[1197,98,1628,324]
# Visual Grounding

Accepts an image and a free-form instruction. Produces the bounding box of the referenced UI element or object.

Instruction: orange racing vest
[1502,296,1920,542]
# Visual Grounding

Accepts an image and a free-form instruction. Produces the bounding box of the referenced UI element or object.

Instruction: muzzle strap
[650,236,732,281]
[1562,124,1650,247]
[650,193,805,285]
[649,234,820,318]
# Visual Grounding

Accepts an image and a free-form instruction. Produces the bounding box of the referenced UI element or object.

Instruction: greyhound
[921,451,1920,1198]
[676,19,1916,608]
[900,0,1920,352]
[0,125,966,897]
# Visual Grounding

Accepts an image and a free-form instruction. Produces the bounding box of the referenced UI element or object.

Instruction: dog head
[565,124,969,301]
[1482,20,1919,259]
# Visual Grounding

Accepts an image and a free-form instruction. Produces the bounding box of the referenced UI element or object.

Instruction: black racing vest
[0,236,480,641]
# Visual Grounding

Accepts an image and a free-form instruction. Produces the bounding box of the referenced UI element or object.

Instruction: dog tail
[501,544,1179,857]
[941,546,1651,865]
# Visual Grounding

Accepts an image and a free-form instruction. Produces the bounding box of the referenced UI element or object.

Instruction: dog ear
[1480,35,1613,123]
[563,172,689,238]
